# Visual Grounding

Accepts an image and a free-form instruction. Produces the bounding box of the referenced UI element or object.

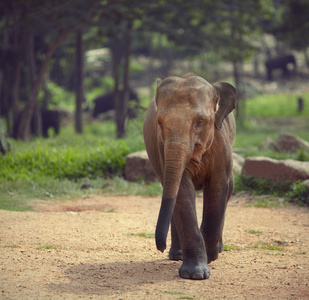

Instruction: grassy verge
[1,91,308,211]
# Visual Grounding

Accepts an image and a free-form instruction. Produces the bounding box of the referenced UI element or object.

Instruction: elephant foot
[179,261,210,280]
[169,248,183,261]
[207,250,218,264]
[207,240,223,264]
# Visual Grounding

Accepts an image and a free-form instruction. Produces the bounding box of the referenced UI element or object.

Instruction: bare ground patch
[1,194,308,299]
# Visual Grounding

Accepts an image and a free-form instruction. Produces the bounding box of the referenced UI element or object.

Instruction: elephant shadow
[48,259,180,296]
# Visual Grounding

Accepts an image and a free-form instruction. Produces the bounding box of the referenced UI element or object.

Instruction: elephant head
[154,74,237,252]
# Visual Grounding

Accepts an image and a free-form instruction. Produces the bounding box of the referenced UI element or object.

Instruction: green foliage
[85,76,115,103]
[235,175,309,206]
[0,140,129,181]
[288,181,309,206]
[1,124,144,182]
[38,81,75,109]
[240,176,290,197]
[245,92,309,118]
[1,88,309,211]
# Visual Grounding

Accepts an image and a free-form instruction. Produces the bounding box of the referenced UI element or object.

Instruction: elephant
[92,88,139,119]
[143,73,237,280]
[40,108,61,137]
[265,54,296,81]
[12,108,61,139]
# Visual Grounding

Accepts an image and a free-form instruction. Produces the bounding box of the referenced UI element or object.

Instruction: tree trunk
[113,35,121,138]
[233,59,246,127]
[304,47,309,69]
[27,33,42,138]
[1,15,10,132]
[75,29,84,134]
[12,3,21,122]
[15,9,93,140]
[118,24,131,139]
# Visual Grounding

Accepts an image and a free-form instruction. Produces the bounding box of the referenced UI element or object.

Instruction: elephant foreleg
[172,173,209,280]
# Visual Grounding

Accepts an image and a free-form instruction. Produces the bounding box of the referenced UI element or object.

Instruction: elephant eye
[158,120,164,129]
[194,119,204,130]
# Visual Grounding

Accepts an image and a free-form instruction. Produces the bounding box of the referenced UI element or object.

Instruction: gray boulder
[233,152,245,175]
[258,137,278,151]
[125,150,157,182]
[258,133,309,153]
[242,156,309,183]
[125,150,245,182]
[276,132,309,153]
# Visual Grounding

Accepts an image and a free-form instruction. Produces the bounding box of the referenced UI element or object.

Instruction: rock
[125,150,157,182]
[125,150,245,181]
[233,153,245,175]
[275,132,309,153]
[258,137,278,151]
[242,156,309,183]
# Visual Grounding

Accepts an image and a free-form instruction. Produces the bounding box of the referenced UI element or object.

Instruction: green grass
[247,230,262,234]
[223,244,240,251]
[163,291,184,295]
[36,243,57,250]
[247,241,287,252]
[127,232,155,238]
[100,209,117,213]
[1,90,308,211]
[245,92,309,118]
[100,177,162,197]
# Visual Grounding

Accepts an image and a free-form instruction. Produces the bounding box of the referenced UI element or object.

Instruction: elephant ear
[156,78,162,88]
[213,82,237,130]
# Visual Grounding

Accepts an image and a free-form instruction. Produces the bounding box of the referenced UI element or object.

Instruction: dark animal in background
[298,97,304,114]
[40,109,61,137]
[265,54,296,81]
[92,88,140,119]
[13,108,61,139]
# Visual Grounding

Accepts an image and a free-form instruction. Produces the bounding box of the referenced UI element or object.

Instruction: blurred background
[0,0,308,209]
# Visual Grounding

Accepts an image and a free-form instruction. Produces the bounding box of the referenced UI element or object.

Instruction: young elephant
[143,74,237,280]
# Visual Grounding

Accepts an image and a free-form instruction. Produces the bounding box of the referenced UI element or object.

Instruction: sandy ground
[0,194,308,299]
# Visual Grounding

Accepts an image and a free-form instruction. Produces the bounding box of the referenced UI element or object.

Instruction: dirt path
[1,194,308,299]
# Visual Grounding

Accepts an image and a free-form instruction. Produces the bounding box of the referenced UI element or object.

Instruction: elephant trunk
[155,140,190,252]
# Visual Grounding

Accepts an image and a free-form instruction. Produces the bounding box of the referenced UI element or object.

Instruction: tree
[0,0,102,140]
[97,1,164,138]
[75,29,84,134]
[263,0,309,67]
[148,0,269,125]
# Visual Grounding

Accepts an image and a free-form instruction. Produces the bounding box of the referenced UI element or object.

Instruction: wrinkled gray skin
[143,74,237,280]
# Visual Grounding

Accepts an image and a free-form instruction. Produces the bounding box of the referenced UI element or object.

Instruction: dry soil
[1,194,308,299]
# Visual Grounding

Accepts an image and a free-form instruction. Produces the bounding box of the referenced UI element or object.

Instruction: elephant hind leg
[169,217,182,261]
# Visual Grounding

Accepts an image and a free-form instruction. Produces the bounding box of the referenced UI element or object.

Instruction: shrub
[0,136,143,181]
[235,175,309,206]
[288,181,309,206]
